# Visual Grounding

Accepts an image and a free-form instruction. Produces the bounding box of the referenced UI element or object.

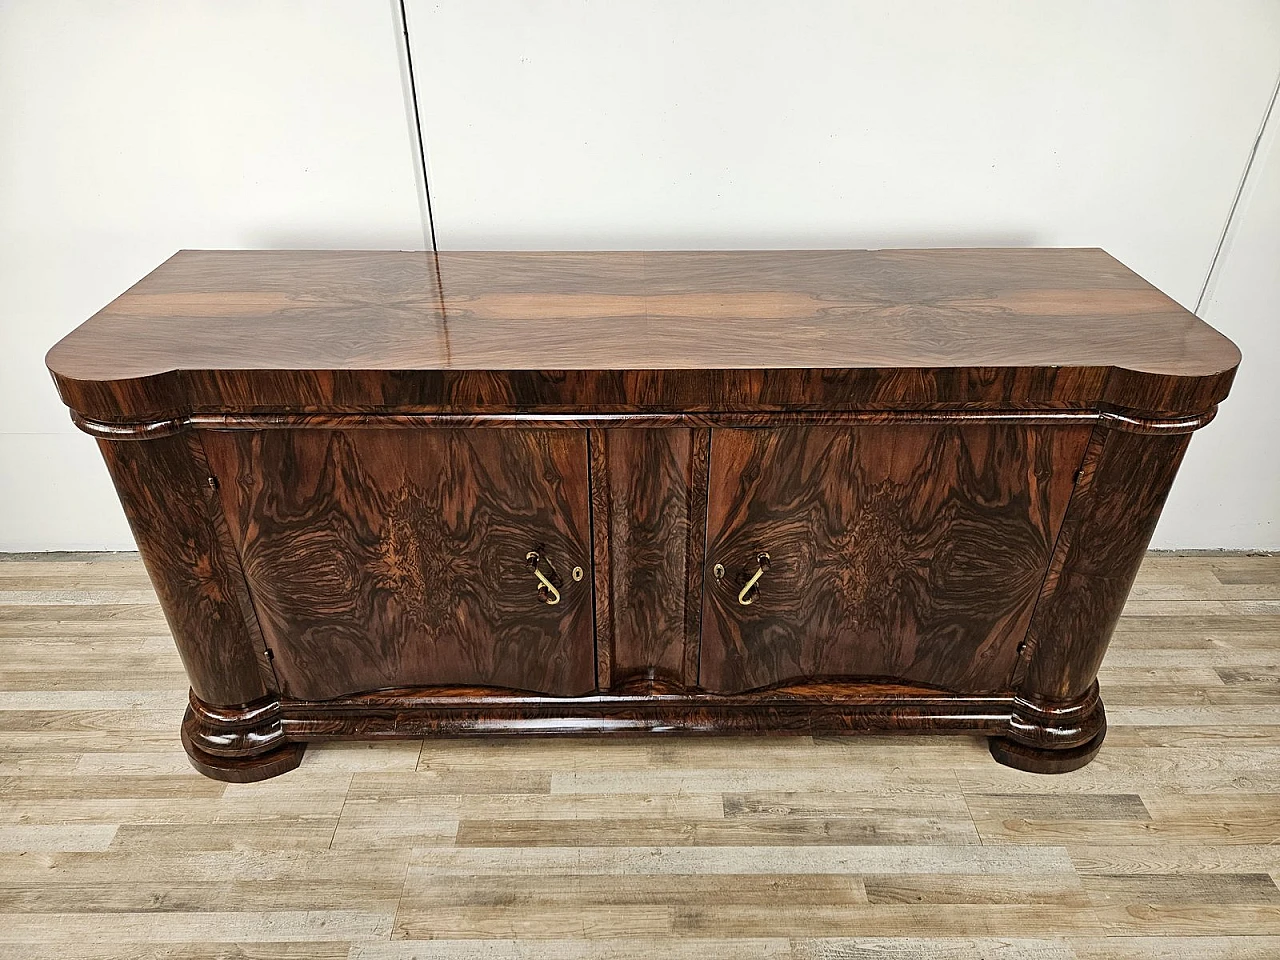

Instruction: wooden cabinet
[47,249,1240,781]
[202,428,595,701]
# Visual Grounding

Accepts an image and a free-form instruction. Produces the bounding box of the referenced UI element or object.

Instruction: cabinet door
[700,423,1091,694]
[203,429,595,700]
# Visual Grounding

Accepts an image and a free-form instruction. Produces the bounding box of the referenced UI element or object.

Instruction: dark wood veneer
[699,423,1091,695]
[46,249,1239,780]
[1020,426,1196,703]
[97,432,269,706]
[596,428,705,687]
[202,428,595,701]
[48,249,1238,421]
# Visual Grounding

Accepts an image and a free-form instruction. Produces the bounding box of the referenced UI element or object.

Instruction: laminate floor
[1,552,1278,959]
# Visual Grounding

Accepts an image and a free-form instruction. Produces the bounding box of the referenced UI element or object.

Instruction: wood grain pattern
[684,427,712,687]
[201,428,595,700]
[1021,427,1195,704]
[94,433,269,707]
[3,552,1280,956]
[599,428,700,687]
[587,430,612,691]
[700,423,1092,695]
[46,249,1240,421]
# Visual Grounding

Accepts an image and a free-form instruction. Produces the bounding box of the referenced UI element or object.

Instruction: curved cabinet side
[1019,423,1195,706]
[95,431,271,706]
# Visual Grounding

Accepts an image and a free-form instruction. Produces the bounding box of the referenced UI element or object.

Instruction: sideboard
[46,249,1240,780]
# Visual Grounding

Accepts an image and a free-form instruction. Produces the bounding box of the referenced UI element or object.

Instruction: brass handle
[737,552,771,606]
[525,551,561,606]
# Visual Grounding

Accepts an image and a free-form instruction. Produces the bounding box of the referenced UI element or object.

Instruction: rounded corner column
[1002,416,1203,773]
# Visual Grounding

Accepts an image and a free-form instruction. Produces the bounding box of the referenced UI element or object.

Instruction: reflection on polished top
[45,249,1240,420]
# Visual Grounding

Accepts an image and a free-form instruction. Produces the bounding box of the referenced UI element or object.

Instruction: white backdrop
[1,0,1277,550]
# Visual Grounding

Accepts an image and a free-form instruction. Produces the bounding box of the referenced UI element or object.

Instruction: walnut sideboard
[46,249,1240,781]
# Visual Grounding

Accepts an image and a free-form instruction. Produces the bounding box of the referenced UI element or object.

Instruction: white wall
[1162,99,1280,548]
[0,0,426,551]
[1,1,1277,549]
[407,0,1280,549]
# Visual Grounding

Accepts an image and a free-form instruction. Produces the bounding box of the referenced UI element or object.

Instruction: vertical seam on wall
[1195,65,1280,314]
[396,0,439,252]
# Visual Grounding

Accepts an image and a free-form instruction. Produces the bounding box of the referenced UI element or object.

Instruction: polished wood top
[47,249,1240,420]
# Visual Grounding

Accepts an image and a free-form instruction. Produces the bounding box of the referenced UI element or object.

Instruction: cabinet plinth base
[988,717,1108,774]
[177,682,1110,781]
[180,720,306,782]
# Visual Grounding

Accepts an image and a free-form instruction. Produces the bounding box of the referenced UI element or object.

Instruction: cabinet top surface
[49,248,1239,376]
[46,249,1240,420]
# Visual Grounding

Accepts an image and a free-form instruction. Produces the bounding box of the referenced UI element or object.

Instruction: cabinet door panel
[203,429,594,700]
[700,424,1091,694]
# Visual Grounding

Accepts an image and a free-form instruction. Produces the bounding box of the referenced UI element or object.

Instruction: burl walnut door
[700,423,1092,694]
[203,429,595,700]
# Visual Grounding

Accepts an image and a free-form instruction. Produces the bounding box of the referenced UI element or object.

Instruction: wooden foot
[180,720,305,782]
[180,696,305,782]
[988,715,1107,774]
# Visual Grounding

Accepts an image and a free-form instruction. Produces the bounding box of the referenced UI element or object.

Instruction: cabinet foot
[180,694,305,782]
[180,720,305,782]
[988,716,1107,774]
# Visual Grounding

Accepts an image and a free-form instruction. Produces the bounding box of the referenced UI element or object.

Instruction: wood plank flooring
[0,552,1278,959]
